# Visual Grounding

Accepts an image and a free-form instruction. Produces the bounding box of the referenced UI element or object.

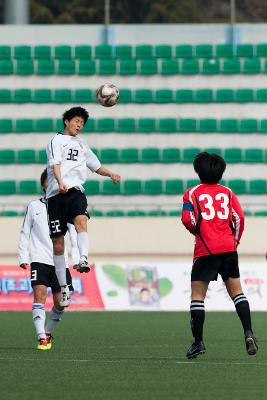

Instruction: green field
[0,311,266,400]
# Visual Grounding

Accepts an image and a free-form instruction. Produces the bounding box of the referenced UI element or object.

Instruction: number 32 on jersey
[198,193,229,220]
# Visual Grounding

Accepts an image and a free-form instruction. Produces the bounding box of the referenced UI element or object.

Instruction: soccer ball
[96,83,119,107]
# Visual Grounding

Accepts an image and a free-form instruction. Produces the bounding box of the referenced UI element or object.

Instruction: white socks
[32,303,46,340]
[77,232,89,259]
[53,254,67,286]
[45,306,64,335]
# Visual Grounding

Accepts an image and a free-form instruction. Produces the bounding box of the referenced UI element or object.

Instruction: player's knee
[52,237,64,255]
[74,216,87,233]
[33,286,46,303]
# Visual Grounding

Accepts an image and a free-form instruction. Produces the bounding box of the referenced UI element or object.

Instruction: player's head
[40,168,48,193]
[62,107,89,136]
[193,152,226,184]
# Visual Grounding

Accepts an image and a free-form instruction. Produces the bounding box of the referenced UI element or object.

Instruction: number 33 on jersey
[181,183,244,258]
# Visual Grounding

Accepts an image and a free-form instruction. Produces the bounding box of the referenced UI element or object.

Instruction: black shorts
[191,251,240,282]
[47,188,89,238]
[30,262,74,293]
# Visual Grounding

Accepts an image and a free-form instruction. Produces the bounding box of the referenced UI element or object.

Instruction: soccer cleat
[45,333,52,350]
[186,341,206,359]
[37,338,50,351]
[245,334,258,355]
[59,285,70,307]
[76,256,90,273]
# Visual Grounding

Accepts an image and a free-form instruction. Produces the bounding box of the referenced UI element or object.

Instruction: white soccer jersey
[46,132,101,198]
[18,198,79,266]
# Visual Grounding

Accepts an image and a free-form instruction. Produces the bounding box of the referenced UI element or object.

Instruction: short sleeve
[86,146,101,172]
[46,136,62,166]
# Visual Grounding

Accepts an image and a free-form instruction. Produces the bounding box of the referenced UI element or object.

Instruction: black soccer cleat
[245,334,258,356]
[186,341,206,359]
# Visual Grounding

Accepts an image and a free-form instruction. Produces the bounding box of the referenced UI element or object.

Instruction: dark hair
[62,107,89,127]
[193,152,226,184]
[40,168,48,189]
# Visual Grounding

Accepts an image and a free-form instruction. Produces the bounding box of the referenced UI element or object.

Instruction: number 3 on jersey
[198,193,229,220]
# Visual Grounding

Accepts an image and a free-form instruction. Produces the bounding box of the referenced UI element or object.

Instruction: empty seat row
[0,58,266,75]
[1,148,267,165]
[1,44,267,60]
[1,118,267,134]
[0,179,267,195]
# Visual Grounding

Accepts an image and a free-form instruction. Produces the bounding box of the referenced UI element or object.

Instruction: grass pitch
[0,311,266,400]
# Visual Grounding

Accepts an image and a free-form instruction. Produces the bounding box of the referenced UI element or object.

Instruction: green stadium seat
[74,45,92,60]
[243,58,261,74]
[98,60,116,75]
[17,180,38,195]
[160,59,179,75]
[255,43,267,57]
[57,60,76,75]
[117,118,136,133]
[186,179,200,189]
[198,118,217,133]
[205,148,223,156]
[165,179,184,194]
[235,89,254,102]
[83,119,95,133]
[0,150,15,164]
[162,148,181,163]
[15,119,34,133]
[14,89,32,103]
[78,60,96,75]
[155,45,172,58]
[181,59,199,74]
[227,179,247,194]
[255,89,267,102]
[195,44,213,59]
[244,210,253,217]
[54,89,73,103]
[0,89,11,103]
[16,60,34,75]
[239,119,258,133]
[168,210,182,217]
[244,149,263,163]
[175,89,194,103]
[35,118,54,132]
[119,89,132,103]
[176,45,193,59]
[55,119,64,132]
[215,44,233,58]
[120,148,139,163]
[54,45,72,60]
[141,148,161,163]
[143,179,163,195]
[16,149,36,164]
[0,210,21,217]
[140,59,158,75]
[0,45,11,60]
[147,210,167,217]
[0,60,13,74]
[202,60,220,74]
[0,119,12,133]
[155,89,173,103]
[138,118,156,133]
[115,45,132,59]
[215,89,234,102]
[37,149,47,164]
[127,210,146,217]
[102,180,121,195]
[219,119,238,133]
[224,148,242,163]
[37,60,55,75]
[236,44,254,58]
[90,210,103,217]
[195,89,213,103]
[96,118,115,132]
[100,148,119,164]
[178,118,197,132]
[73,89,94,103]
[14,45,31,59]
[105,210,125,217]
[123,179,142,195]
[136,45,153,59]
[95,45,113,59]
[33,89,52,103]
[34,45,51,60]
[0,180,16,195]
[222,59,241,74]
[135,89,153,103]
[119,59,137,75]
[158,118,177,133]
[254,210,267,216]
[182,148,201,163]
[83,180,100,195]
[249,180,267,194]
[259,119,267,133]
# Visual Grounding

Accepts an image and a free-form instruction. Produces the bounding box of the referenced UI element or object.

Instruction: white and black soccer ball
[96,83,119,107]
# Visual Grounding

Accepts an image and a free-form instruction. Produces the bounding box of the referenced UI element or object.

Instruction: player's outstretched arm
[96,166,121,184]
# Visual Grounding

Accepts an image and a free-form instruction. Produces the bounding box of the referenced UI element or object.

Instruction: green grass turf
[0,311,266,400]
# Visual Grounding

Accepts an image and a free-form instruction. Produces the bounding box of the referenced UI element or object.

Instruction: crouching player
[18,169,79,350]
[181,152,258,359]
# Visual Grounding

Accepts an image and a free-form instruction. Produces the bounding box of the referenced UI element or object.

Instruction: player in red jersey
[181,152,258,359]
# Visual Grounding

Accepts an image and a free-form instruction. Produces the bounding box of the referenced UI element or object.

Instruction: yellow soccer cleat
[37,338,50,351]
[45,334,52,350]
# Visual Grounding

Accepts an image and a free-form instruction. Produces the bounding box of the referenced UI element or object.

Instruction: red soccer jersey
[181,183,244,259]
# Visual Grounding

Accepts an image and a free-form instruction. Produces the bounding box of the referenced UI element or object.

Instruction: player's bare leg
[32,285,50,350]
[52,236,70,307]
[45,292,65,348]
[73,215,90,273]
[225,277,258,355]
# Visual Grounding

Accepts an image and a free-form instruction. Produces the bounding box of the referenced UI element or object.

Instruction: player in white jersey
[18,169,79,350]
[46,107,121,307]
